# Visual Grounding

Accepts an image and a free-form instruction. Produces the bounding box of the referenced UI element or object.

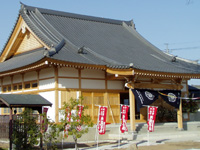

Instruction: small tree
[41,115,60,150]
[59,97,93,150]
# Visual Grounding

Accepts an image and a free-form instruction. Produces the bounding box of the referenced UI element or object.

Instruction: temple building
[1,3,200,131]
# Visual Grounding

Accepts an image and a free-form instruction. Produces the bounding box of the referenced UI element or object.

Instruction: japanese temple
[0,3,200,131]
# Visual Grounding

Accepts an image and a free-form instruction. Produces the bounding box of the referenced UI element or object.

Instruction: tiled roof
[0,94,52,107]
[1,3,200,75]
[0,48,45,72]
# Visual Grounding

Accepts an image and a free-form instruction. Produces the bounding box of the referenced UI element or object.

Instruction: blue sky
[0,0,200,85]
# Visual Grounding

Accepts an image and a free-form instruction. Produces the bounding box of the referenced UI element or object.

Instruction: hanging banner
[64,107,71,137]
[159,90,181,109]
[132,89,159,112]
[120,105,129,133]
[148,106,157,132]
[97,106,107,135]
[42,107,48,133]
[132,89,181,111]
[77,105,84,131]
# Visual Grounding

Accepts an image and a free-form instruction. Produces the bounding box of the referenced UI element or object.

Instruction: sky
[0,0,200,85]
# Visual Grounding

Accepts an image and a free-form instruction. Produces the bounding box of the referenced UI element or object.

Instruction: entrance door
[120,93,141,121]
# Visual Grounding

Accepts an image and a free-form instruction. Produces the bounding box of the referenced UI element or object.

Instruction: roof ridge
[21,3,132,26]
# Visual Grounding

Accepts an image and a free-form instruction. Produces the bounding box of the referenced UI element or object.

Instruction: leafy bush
[12,108,40,150]
[182,99,199,113]
[156,106,177,122]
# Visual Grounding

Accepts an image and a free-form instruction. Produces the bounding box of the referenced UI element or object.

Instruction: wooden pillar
[129,88,136,131]
[54,67,59,123]
[177,98,183,130]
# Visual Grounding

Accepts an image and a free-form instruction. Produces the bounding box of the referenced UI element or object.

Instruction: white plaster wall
[81,79,105,89]
[39,68,54,79]
[39,91,55,121]
[23,89,38,92]
[58,78,79,88]
[181,81,187,92]
[39,79,55,90]
[13,74,22,83]
[81,69,105,78]
[3,76,11,85]
[24,71,37,82]
[107,80,124,90]
[58,67,78,77]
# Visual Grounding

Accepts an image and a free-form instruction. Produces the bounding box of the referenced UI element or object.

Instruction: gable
[14,30,43,55]
[0,16,48,62]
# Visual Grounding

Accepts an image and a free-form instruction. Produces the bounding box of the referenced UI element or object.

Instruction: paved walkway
[61,134,200,150]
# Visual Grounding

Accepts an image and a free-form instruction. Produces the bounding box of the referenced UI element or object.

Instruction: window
[25,83,31,89]
[18,84,22,90]
[12,84,23,91]
[32,82,38,88]
[24,81,38,89]
[3,108,10,114]
[3,86,7,92]
[2,81,38,93]
[13,85,18,90]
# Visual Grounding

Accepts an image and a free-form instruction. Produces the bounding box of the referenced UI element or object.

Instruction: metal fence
[0,115,9,139]
[0,114,40,139]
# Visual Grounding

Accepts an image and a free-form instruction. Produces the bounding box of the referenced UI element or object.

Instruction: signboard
[148,106,157,132]
[42,107,48,133]
[120,105,129,133]
[97,106,107,135]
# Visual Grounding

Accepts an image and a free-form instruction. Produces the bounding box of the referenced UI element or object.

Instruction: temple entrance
[120,93,142,122]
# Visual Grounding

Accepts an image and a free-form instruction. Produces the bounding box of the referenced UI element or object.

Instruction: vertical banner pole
[118,104,122,149]
[96,105,100,150]
[147,106,150,145]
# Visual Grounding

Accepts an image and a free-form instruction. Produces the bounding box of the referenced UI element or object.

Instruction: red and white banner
[120,105,129,133]
[77,105,84,131]
[97,106,107,135]
[64,107,71,137]
[147,106,157,132]
[42,107,48,133]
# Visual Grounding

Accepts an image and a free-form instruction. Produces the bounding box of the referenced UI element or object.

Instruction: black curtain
[132,89,181,112]
[159,90,181,109]
[132,89,159,112]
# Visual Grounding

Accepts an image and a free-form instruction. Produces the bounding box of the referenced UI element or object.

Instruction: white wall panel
[181,82,187,92]
[39,91,55,121]
[39,68,54,79]
[24,71,37,81]
[81,69,105,78]
[58,78,79,88]
[107,80,124,90]
[81,79,105,89]
[13,74,22,83]
[3,76,11,85]
[39,79,55,90]
[58,67,78,77]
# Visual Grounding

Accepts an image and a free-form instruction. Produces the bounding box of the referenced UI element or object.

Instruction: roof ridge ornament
[78,46,87,54]
[172,56,177,62]
[44,39,65,57]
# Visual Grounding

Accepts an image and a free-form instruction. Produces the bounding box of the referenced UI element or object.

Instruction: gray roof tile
[1,3,200,75]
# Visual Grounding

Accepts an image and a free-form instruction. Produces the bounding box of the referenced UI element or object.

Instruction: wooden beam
[106,68,134,75]
[133,83,183,90]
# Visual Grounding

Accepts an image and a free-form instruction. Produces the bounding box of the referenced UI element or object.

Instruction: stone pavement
[61,130,200,150]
